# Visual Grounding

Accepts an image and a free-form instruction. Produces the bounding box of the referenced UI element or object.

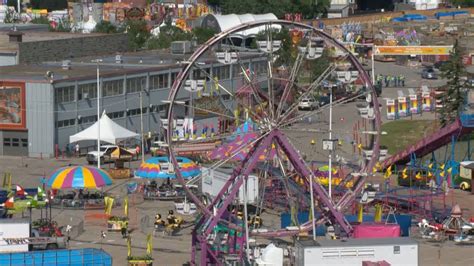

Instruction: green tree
[450,0,474,7]
[94,21,118,34]
[439,40,467,127]
[192,27,217,44]
[122,20,151,51]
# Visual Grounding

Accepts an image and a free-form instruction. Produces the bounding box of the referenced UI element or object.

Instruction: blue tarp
[435,11,469,19]
[0,248,112,266]
[280,212,412,237]
[392,14,427,22]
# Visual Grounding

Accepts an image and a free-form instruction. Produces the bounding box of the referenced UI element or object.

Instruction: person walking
[400,75,405,87]
[384,75,389,87]
[75,143,80,157]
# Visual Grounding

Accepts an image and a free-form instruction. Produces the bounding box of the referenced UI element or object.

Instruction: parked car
[298,97,318,110]
[422,67,438,79]
[86,145,117,165]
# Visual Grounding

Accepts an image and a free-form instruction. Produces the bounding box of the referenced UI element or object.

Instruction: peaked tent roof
[69,113,139,144]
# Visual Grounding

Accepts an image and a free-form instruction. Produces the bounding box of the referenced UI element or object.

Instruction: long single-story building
[0,50,266,157]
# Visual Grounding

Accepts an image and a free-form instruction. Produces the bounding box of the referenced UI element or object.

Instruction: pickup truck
[86,145,117,165]
[0,220,67,253]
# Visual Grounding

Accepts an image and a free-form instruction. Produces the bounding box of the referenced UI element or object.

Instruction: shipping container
[295,238,418,266]
[201,167,259,204]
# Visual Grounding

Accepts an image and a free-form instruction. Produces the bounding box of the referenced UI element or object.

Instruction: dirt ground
[2,154,473,266]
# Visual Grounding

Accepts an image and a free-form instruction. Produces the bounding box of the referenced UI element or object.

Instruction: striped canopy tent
[47,166,113,189]
[135,156,201,179]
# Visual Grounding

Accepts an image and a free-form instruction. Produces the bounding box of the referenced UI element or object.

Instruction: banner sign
[374,46,453,56]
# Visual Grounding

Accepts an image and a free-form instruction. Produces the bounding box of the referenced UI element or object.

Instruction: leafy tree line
[93,20,216,51]
[449,0,474,7]
[208,0,330,19]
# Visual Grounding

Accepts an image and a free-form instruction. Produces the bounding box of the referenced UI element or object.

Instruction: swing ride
[164,20,382,264]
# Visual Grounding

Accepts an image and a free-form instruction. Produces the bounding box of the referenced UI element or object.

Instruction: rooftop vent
[115,54,123,64]
[62,60,71,70]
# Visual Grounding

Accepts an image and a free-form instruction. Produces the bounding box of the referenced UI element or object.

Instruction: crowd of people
[376,74,406,87]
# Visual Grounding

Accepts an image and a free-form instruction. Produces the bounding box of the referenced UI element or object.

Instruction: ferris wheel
[165,20,381,264]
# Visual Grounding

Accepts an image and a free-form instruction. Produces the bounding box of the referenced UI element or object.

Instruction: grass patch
[381,120,439,154]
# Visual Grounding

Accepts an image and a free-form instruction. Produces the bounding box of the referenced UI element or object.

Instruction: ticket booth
[386,98,398,120]
[409,94,421,114]
[398,96,409,117]
[422,91,433,112]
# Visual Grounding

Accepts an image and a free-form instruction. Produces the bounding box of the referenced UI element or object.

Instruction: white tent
[69,113,139,144]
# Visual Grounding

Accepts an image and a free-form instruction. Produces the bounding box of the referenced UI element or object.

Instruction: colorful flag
[402,167,408,179]
[357,204,363,223]
[37,186,46,198]
[384,165,392,179]
[127,236,132,257]
[428,163,433,169]
[447,167,452,174]
[124,196,129,217]
[440,164,445,170]
[415,172,422,180]
[374,204,382,222]
[16,185,27,197]
[104,197,114,215]
[4,197,14,209]
[146,233,153,255]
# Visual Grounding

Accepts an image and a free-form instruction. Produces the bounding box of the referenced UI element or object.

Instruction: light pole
[139,91,145,162]
[328,85,333,199]
[93,59,103,168]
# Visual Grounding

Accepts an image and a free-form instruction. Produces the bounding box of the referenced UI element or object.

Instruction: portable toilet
[408,88,421,114]
[421,86,432,112]
[397,91,409,117]
[386,98,398,120]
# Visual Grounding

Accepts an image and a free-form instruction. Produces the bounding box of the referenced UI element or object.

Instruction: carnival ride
[164,20,382,264]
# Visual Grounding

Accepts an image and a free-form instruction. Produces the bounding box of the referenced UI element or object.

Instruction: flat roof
[297,237,418,248]
[0,49,264,83]
[0,30,109,52]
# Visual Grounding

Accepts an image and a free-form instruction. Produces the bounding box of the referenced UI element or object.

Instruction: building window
[157,105,167,113]
[170,72,179,88]
[127,107,147,117]
[57,118,76,128]
[21,138,28,147]
[56,86,75,103]
[102,79,124,97]
[3,138,11,147]
[107,111,125,119]
[214,65,230,80]
[78,115,98,125]
[193,67,211,81]
[78,83,97,100]
[150,74,169,90]
[126,77,146,93]
[12,138,19,147]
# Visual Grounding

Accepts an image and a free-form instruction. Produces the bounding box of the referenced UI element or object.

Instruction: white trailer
[295,238,418,266]
[0,219,29,253]
[201,167,259,205]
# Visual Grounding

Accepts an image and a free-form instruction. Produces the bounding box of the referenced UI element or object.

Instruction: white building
[408,0,440,10]
[327,0,357,19]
